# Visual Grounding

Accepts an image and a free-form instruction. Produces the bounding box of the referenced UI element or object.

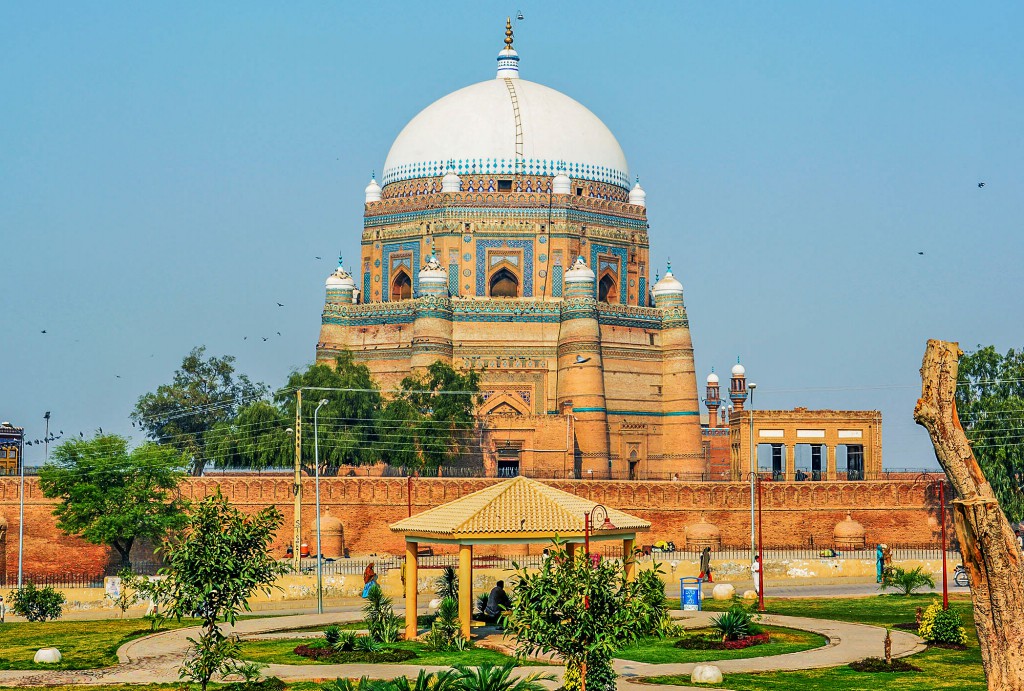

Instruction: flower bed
[292,643,416,664]
[674,632,771,651]
[849,657,922,673]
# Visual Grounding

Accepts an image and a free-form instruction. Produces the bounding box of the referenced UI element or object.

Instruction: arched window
[598,273,618,303]
[391,271,412,301]
[489,268,520,298]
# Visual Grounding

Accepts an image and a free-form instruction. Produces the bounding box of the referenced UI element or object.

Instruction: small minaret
[729,359,747,412]
[496,17,520,79]
[705,369,721,428]
[410,253,453,372]
[325,254,356,305]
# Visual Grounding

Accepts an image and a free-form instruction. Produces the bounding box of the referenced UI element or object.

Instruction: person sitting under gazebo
[482,580,511,625]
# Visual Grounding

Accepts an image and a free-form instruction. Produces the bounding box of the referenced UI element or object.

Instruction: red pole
[757,475,765,612]
[939,481,948,610]
[584,511,591,557]
[407,474,412,518]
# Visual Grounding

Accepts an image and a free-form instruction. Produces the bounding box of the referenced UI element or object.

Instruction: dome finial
[338,252,343,268]
[505,17,514,49]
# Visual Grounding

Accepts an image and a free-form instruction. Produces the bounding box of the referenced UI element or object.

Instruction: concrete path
[0,608,924,689]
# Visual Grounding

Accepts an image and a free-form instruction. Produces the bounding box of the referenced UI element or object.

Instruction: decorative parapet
[660,305,689,328]
[454,298,561,323]
[322,300,417,326]
[597,303,663,329]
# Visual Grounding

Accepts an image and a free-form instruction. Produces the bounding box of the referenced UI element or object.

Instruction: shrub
[452,661,555,691]
[475,592,489,620]
[881,566,935,596]
[918,600,968,646]
[8,583,66,622]
[333,631,357,651]
[424,596,466,651]
[674,631,769,650]
[435,565,459,600]
[363,584,402,643]
[323,625,342,646]
[353,635,383,653]
[293,644,415,664]
[710,605,753,641]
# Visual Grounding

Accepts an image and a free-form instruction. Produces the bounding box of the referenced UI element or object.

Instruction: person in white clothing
[751,556,762,595]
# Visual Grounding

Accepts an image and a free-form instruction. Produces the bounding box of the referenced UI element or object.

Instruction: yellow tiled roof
[389,476,650,537]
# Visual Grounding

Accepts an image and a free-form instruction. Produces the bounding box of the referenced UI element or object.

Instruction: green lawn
[647,594,986,690]
[0,685,326,691]
[615,626,826,664]
[240,637,522,667]
[0,618,192,670]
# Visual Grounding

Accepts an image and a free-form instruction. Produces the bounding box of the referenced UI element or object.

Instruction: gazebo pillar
[459,543,473,639]
[623,537,636,582]
[567,543,578,558]
[405,540,418,640]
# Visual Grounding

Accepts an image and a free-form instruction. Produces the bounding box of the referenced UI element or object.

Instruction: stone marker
[742,589,758,600]
[691,664,723,684]
[428,598,442,610]
[34,648,62,664]
[711,583,735,600]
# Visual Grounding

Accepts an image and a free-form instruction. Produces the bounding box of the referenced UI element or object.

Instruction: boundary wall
[0,477,944,580]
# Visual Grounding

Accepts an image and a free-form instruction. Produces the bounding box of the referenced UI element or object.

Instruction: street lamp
[313,399,329,615]
[748,382,757,563]
[583,504,615,557]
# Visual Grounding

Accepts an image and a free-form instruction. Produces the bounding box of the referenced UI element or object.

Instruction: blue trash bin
[680,576,703,611]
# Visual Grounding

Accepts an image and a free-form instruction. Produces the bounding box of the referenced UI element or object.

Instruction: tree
[955,345,1024,523]
[133,346,267,475]
[377,361,481,471]
[153,490,286,691]
[277,352,382,472]
[8,583,65,622]
[502,544,667,691]
[205,400,291,470]
[915,339,1024,690]
[38,434,187,568]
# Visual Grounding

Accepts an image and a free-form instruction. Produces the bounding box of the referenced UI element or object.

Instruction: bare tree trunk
[914,339,1024,690]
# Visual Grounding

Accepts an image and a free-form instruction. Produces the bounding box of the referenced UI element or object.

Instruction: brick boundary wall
[0,477,944,581]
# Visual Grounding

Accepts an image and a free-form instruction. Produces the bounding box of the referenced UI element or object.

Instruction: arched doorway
[489,268,519,298]
[599,273,618,303]
[391,271,412,301]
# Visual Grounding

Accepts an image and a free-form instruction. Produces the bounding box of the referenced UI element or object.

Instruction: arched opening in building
[598,273,618,303]
[391,271,412,301]
[489,268,519,298]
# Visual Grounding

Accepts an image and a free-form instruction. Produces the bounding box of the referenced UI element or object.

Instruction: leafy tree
[205,400,291,470]
[133,346,267,475]
[277,352,382,472]
[503,544,667,691]
[153,490,286,691]
[8,583,66,622]
[38,434,187,568]
[956,345,1024,522]
[377,361,481,470]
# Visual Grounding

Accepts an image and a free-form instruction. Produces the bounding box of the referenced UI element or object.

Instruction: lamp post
[757,472,765,612]
[936,480,949,610]
[581,504,615,691]
[314,399,329,615]
[16,426,25,588]
[748,382,757,563]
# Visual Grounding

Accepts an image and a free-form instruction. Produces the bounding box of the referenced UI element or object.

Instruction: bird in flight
[277,331,282,336]
[79,432,84,438]
[315,256,322,260]
[978,182,986,188]
[262,337,268,342]
[40,330,47,334]
[243,336,248,340]
[115,375,121,379]
[277,302,284,307]
[917,252,925,255]
[576,355,591,364]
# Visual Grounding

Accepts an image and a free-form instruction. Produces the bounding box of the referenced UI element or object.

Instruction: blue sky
[2,2,1021,468]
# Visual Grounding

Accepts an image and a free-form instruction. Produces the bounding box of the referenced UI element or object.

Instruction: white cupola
[628,179,646,207]
[731,362,746,376]
[364,175,382,203]
[418,253,448,296]
[496,18,520,79]
[552,167,572,195]
[441,166,462,193]
[707,371,720,384]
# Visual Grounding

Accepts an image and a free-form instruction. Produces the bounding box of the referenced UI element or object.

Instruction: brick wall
[0,476,944,582]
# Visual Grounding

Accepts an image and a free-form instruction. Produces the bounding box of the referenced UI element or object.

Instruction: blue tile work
[638,276,647,306]
[448,263,459,297]
[552,264,564,297]
[475,239,534,296]
[381,241,420,301]
[364,206,646,232]
[589,243,629,304]
[382,157,630,189]
[363,272,371,301]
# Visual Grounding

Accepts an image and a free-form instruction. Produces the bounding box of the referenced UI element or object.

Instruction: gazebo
[389,476,651,639]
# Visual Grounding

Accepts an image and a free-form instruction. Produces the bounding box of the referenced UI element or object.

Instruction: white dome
[552,170,572,195]
[364,177,382,203]
[382,79,629,189]
[628,180,646,207]
[731,363,746,376]
[418,253,447,282]
[441,168,462,193]
[652,268,683,297]
[564,256,596,283]
[706,372,719,384]
[326,266,355,289]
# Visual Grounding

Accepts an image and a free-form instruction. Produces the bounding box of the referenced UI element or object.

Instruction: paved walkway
[0,609,925,690]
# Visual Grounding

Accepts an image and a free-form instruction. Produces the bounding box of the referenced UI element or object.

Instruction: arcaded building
[317,23,703,480]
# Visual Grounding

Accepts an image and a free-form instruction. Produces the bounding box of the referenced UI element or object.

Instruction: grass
[0,685,327,691]
[240,637,522,667]
[646,594,986,690]
[615,626,826,664]
[0,618,193,670]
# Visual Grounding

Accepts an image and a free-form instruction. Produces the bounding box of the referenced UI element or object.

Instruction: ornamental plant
[363,584,402,643]
[8,583,66,622]
[918,600,968,646]
[503,541,666,691]
[880,566,935,596]
[710,605,753,642]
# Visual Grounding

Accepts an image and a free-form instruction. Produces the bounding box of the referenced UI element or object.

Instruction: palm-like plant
[453,662,555,691]
[363,584,402,643]
[710,606,752,642]
[881,566,936,596]
[381,669,463,691]
[435,565,459,600]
